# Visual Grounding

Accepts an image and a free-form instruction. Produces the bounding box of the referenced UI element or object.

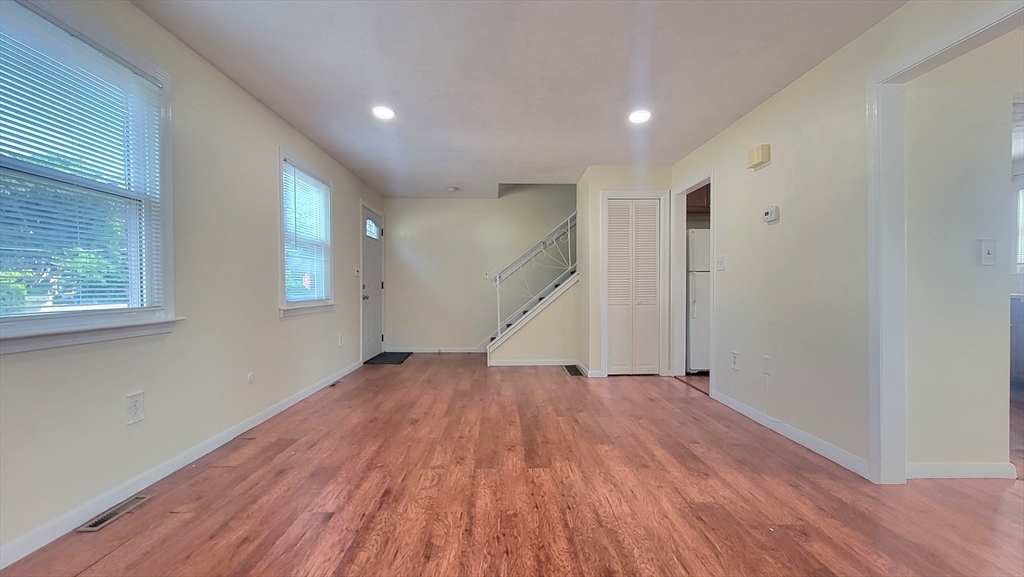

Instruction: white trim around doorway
[865,2,1024,484]
[599,189,671,377]
[670,171,716,397]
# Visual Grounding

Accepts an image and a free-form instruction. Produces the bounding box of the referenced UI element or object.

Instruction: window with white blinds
[0,1,169,340]
[281,160,332,307]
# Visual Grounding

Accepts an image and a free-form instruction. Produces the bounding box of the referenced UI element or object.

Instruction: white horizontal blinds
[0,1,162,318]
[282,161,331,303]
[632,199,659,303]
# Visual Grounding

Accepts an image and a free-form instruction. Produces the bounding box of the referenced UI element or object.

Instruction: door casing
[599,189,670,377]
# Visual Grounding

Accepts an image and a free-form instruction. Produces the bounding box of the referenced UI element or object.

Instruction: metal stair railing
[492,212,577,339]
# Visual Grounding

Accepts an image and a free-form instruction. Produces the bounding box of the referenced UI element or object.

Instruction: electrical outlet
[731,351,739,371]
[246,372,255,385]
[338,332,345,347]
[127,392,145,424]
[716,256,726,271]
[762,355,771,375]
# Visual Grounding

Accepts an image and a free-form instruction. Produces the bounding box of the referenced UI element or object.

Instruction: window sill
[280,303,334,318]
[0,316,184,355]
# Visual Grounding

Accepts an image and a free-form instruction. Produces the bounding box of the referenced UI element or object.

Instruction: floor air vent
[563,365,585,377]
[76,495,149,532]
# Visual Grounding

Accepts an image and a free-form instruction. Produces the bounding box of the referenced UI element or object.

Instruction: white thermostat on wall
[763,205,780,223]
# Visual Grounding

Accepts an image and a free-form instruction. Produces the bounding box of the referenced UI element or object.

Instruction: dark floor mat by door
[365,352,412,365]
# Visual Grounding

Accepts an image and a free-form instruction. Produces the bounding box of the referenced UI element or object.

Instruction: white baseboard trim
[487,358,577,367]
[0,360,362,570]
[577,361,605,378]
[711,390,869,480]
[388,347,486,354]
[906,461,1018,479]
[587,368,606,377]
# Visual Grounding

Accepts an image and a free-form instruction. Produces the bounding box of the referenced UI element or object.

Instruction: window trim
[0,0,179,354]
[279,149,334,317]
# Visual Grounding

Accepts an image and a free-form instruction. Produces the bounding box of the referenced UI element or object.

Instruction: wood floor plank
[3,353,1022,577]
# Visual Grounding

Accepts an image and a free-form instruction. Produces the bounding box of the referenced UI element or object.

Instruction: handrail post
[496,275,502,336]
[568,218,573,271]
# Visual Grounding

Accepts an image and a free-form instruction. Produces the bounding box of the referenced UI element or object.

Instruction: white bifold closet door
[607,198,660,375]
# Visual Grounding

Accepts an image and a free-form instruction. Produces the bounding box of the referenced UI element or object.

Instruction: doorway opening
[361,204,384,363]
[880,23,1022,481]
[678,183,711,394]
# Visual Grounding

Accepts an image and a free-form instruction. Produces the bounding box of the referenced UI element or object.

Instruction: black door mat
[365,352,412,365]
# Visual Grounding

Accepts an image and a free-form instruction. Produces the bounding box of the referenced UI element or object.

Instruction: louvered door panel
[607,200,634,375]
[631,199,660,374]
[605,198,661,375]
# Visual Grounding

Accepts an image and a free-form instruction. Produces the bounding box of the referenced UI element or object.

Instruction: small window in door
[365,219,379,239]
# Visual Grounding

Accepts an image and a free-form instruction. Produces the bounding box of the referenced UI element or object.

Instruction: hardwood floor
[675,374,709,395]
[5,353,1023,576]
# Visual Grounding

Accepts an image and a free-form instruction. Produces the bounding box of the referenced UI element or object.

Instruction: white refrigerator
[687,228,711,372]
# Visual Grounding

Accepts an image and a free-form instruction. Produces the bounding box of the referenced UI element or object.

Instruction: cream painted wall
[669,1,1021,461]
[575,166,671,375]
[383,185,575,351]
[0,0,383,547]
[905,30,1023,466]
[489,281,579,364]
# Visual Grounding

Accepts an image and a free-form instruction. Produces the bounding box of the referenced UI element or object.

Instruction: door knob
[362,295,369,300]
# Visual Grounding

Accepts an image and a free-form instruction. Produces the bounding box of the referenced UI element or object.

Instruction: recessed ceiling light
[628,109,651,124]
[372,106,395,120]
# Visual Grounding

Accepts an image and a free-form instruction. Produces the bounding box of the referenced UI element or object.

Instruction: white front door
[361,206,383,361]
[607,198,661,375]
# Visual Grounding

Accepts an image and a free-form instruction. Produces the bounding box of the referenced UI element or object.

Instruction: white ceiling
[134,0,904,198]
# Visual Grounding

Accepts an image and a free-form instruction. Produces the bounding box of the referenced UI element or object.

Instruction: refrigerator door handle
[690,272,697,319]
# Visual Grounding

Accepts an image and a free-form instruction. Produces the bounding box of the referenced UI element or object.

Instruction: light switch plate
[763,205,780,223]
[127,392,145,424]
[716,256,726,271]
[762,355,771,375]
[980,240,996,266]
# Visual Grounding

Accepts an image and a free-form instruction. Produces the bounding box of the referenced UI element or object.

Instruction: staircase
[487,212,577,348]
